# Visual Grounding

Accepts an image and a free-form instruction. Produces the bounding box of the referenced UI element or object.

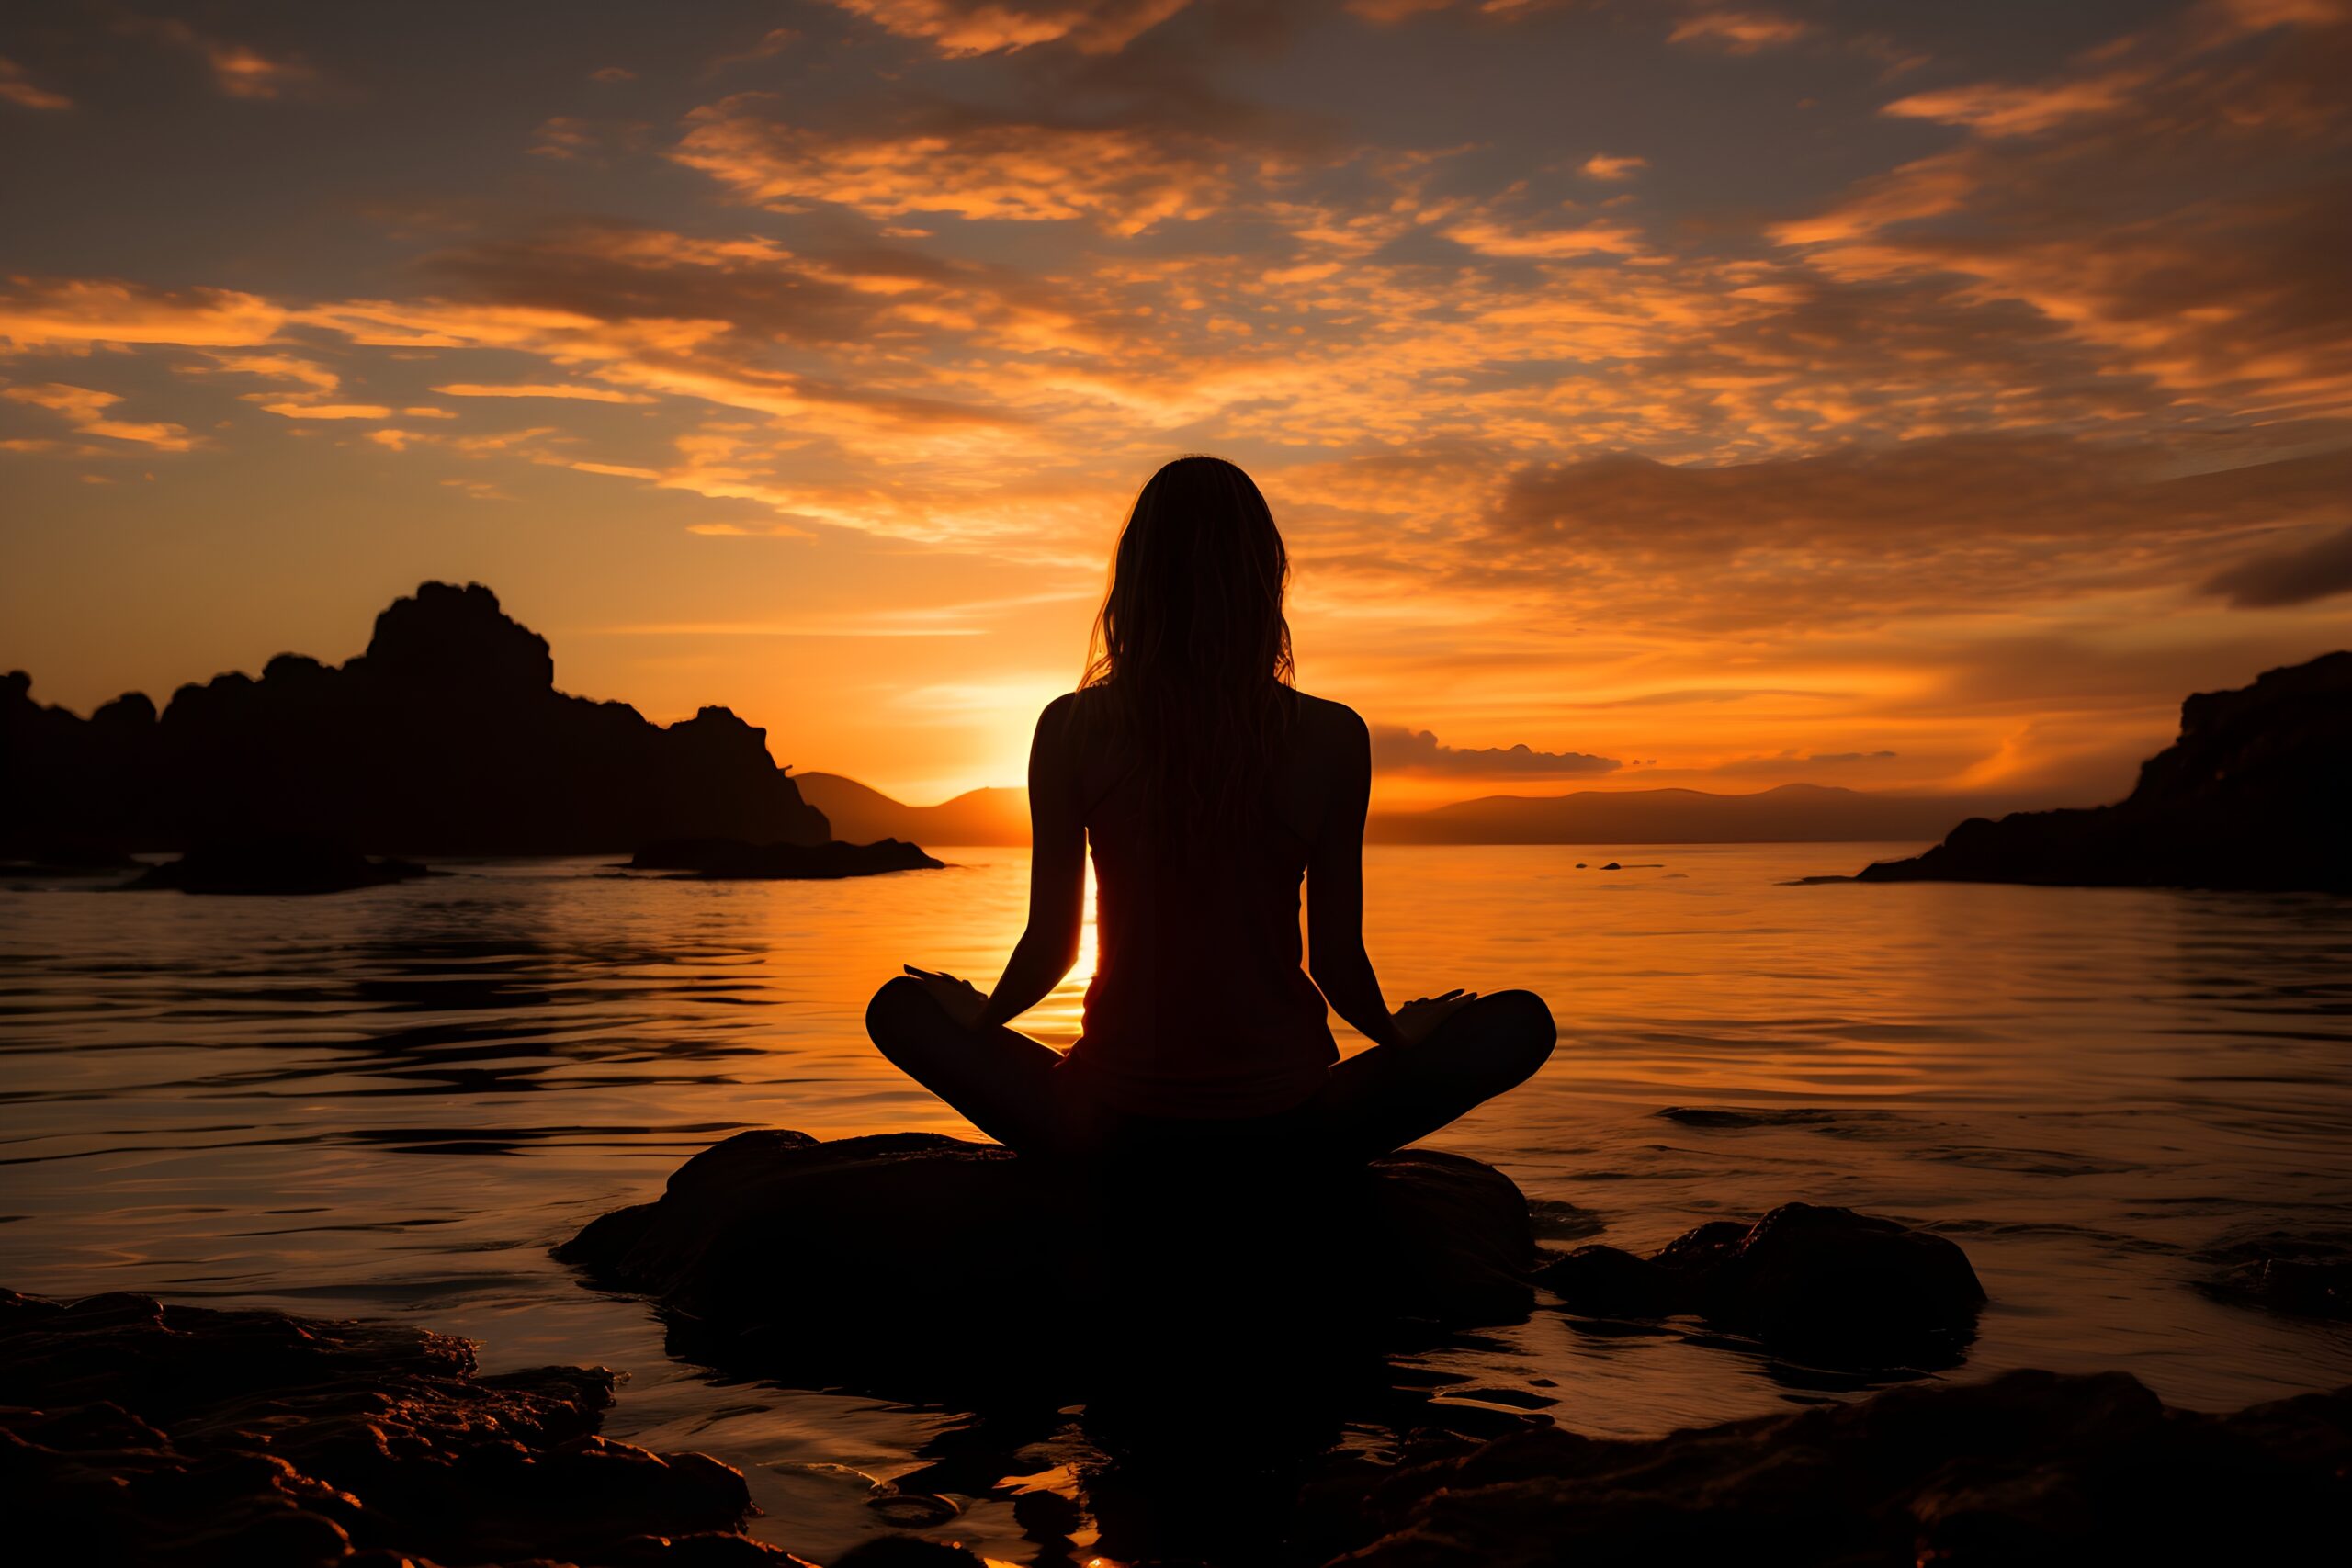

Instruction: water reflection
[1,846,2349,1562]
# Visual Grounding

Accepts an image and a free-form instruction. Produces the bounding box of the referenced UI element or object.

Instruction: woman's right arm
[1306,705,1412,1049]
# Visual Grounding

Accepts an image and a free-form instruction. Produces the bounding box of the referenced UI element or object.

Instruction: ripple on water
[1,846,2349,1563]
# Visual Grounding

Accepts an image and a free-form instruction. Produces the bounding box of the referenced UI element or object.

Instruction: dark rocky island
[127,833,441,896]
[629,837,944,880]
[1,581,841,860]
[1856,649,2351,891]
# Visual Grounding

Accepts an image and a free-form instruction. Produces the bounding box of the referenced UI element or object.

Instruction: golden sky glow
[4,0,2349,806]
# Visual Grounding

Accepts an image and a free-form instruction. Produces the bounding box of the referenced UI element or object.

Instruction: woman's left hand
[904,964,988,1031]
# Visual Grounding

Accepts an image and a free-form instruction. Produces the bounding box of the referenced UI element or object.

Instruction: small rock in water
[866,1489,962,1527]
[1526,1196,1606,1241]
[2195,1230,2352,1321]
[1536,1201,1984,1366]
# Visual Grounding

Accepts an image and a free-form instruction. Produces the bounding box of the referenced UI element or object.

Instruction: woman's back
[1057,686,1350,1118]
[864,452,1555,1172]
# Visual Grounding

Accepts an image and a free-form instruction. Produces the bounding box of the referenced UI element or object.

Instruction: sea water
[4,845,2349,1562]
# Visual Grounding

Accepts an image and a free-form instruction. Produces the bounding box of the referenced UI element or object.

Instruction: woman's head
[1081,455,1298,838]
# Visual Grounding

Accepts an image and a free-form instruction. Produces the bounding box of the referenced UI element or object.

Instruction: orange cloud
[432,382,659,403]
[119,18,318,100]
[674,96,1236,234]
[1883,73,2148,138]
[1579,152,1647,181]
[820,0,1193,55]
[4,381,198,450]
[0,276,285,351]
[1668,9,1810,54]
[254,400,393,420]
[0,57,71,110]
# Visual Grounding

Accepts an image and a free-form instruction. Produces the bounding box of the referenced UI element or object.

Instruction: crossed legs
[864,975,1556,1165]
[1303,988,1556,1162]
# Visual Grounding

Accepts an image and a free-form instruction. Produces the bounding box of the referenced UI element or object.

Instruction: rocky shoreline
[9,1278,2346,1568]
[8,1133,2346,1565]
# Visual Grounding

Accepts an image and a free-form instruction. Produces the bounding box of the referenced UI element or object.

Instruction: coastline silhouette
[1852,649,2351,892]
[866,455,1557,1170]
[2,581,833,860]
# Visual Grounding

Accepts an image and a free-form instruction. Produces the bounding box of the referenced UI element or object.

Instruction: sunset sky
[4,0,2347,806]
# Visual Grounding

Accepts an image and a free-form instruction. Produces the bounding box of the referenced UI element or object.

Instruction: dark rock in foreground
[10,1280,2345,1568]
[1312,1368,2352,1568]
[1857,649,2352,891]
[0,1287,785,1568]
[1536,1202,1984,1367]
[629,837,944,880]
[556,1130,1536,1393]
[127,834,440,896]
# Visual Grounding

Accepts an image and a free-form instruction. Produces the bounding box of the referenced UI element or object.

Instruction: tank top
[1058,758,1340,1119]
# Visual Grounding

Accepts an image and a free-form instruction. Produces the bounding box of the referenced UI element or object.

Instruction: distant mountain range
[795,774,1983,847]
[796,773,1030,846]
[1371,782,1978,844]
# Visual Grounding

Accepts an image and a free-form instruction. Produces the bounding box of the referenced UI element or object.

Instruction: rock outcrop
[1,582,832,858]
[1306,1368,2352,1568]
[1857,649,2352,891]
[628,837,944,880]
[127,833,439,895]
[556,1130,1538,1396]
[1536,1202,1985,1367]
[0,1287,787,1567]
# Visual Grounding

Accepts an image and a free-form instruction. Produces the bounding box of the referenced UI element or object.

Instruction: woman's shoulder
[1288,689,1368,744]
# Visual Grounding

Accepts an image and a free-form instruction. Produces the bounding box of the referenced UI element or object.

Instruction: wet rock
[1536,1202,1984,1366]
[1315,1368,2352,1568]
[628,837,943,880]
[556,1131,1536,1395]
[830,1540,983,1568]
[2195,1230,2352,1321]
[0,1287,786,1568]
[1856,649,2352,891]
[0,838,141,876]
[1526,1197,1606,1242]
[126,834,438,895]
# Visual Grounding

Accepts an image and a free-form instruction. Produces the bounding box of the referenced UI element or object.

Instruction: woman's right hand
[1393,988,1477,1045]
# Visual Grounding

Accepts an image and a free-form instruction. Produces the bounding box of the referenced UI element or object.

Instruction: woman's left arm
[970,694,1088,1031]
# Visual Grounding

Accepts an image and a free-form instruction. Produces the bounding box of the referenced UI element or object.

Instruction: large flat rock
[556,1130,1538,1393]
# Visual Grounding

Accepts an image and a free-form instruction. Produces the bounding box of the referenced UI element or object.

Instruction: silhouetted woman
[865,455,1555,1168]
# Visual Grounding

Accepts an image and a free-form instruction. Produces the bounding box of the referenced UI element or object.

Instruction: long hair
[1080,454,1298,848]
